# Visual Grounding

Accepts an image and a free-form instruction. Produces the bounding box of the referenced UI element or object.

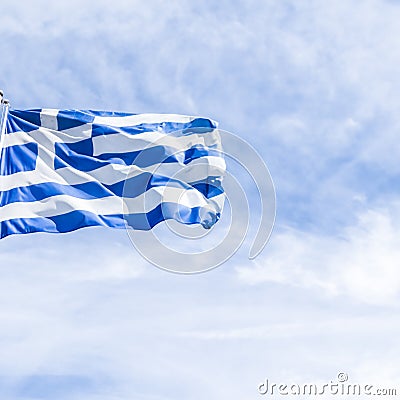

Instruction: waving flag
[0,108,225,239]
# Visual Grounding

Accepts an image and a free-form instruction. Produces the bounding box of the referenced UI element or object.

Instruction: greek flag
[0,108,225,239]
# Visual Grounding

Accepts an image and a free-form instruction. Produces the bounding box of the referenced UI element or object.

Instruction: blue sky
[1,0,400,399]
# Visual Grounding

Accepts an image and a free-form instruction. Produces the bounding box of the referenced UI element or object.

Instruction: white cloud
[237,202,400,305]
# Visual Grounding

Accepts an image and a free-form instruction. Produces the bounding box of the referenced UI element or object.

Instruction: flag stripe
[92,113,215,127]
[54,143,221,171]
[1,124,219,150]
[0,189,225,220]
[0,176,223,207]
[0,156,225,192]
[0,204,221,239]
[6,111,217,136]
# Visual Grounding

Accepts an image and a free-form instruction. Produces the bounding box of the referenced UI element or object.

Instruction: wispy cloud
[238,202,400,305]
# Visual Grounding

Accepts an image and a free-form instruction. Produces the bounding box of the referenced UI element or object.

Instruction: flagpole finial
[0,90,9,154]
[0,90,9,106]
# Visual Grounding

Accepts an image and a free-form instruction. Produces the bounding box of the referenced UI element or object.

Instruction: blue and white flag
[0,108,225,239]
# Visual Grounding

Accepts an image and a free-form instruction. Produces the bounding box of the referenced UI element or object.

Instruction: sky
[0,0,400,399]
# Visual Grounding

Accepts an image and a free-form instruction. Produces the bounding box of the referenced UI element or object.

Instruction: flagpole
[0,90,8,238]
[0,90,10,152]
